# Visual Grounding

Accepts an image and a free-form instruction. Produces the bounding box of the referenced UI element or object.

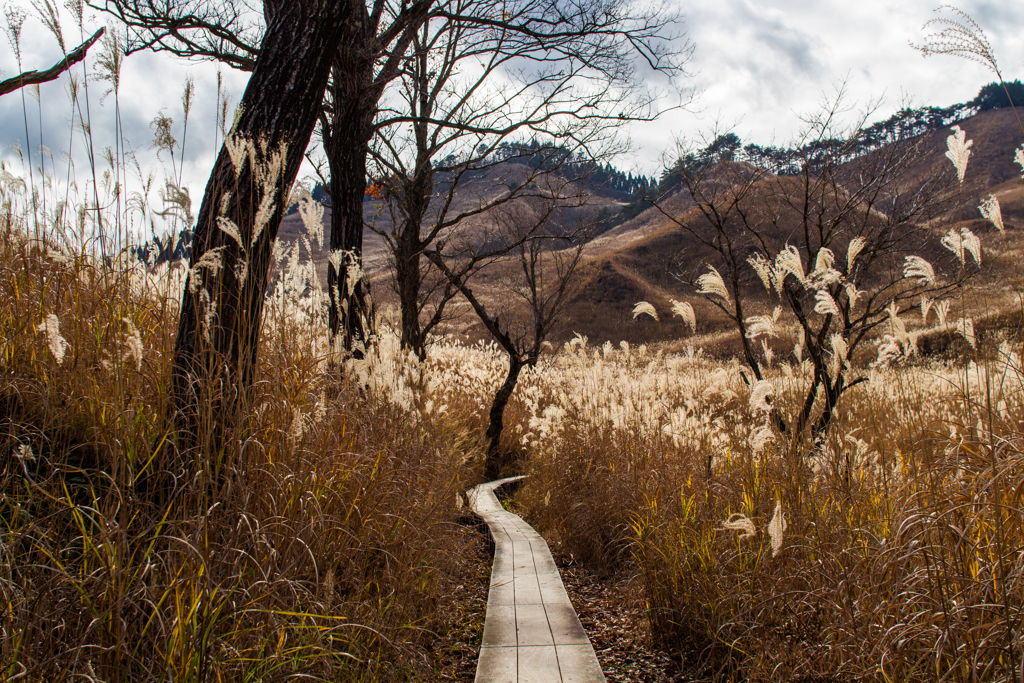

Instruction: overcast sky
[0,0,1021,235]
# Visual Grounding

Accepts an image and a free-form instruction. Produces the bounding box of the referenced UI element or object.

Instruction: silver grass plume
[843,282,865,307]
[36,314,67,364]
[749,379,774,413]
[813,247,835,274]
[670,299,696,332]
[188,247,226,294]
[903,255,936,285]
[828,333,848,382]
[768,501,787,557]
[941,227,981,267]
[722,513,756,540]
[814,290,841,316]
[632,301,658,321]
[916,6,1001,76]
[748,253,778,295]
[761,339,774,368]
[123,317,143,371]
[745,306,782,339]
[846,236,867,272]
[945,125,972,184]
[921,295,934,323]
[696,266,730,302]
[776,245,806,286]
[979,194,1005,234]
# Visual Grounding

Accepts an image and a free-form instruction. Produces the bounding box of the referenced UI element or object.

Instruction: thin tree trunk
[396,161,433,359]
[486,357,524,479]
[326,29,377,361]
[396,226,424,358]
[171,0,351,453]
[812,376,844,438]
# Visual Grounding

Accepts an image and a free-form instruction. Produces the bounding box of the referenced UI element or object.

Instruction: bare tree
[654,99,974,439]
[97,0,686,360]
[365,0,688,359]
[426,196,589,477]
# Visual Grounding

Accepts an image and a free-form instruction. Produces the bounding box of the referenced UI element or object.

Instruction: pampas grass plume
[632,301,658,321]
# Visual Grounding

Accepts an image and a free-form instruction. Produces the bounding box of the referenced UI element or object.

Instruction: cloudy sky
[0,0,1021,235]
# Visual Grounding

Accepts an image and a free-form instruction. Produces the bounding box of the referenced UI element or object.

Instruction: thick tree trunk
[485,357,524,479]
[171,0,351,451]
[326,26,377,362]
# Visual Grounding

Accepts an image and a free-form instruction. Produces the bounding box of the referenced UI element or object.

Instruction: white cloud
[2,0,1023,227]
[626,0,1024,174]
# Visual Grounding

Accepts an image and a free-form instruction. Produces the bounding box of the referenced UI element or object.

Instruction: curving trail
[469,477,606,683]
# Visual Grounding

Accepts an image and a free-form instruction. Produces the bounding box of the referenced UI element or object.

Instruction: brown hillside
[551,108,1024,347]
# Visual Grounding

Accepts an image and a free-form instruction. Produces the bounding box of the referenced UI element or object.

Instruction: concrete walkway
[469,477,606,683]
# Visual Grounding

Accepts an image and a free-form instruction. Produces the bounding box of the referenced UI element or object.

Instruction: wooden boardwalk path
[469,477,606,683]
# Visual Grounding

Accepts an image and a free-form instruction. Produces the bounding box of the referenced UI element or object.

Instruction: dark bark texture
[485,358,524,479]
[0,28,104,97]
[325,27,378,359]
[171,0,352,448]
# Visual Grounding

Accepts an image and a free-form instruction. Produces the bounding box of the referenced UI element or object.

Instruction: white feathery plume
[830,333,848,365]
[189,246,226,293]
[298,192,325,246]
[978,194,1005,234]
[941,227,981,267]
[945,125,972,184]
[328,249,345,273]
[814,289,841,316]
[748,253,777,295]
[761,339,774,368]
[619,340,630,356]
[217,215,243,245]
[123,317,143,371]
[886,302,909,346]
[843,282,865,307]
[903,255,936,286]
[807,267,842,290]
[745,306,782,339]
[749,379,774,413]
[828,333,848,381]
[775,245,806,286]
[722,513,756,540]
[252,191,278,250]
[670,299,695,332]
[36,314,67,364]
[750,424,774,454]
[846,236,867,272]
[768,501,787,557]
[15,443,35,464]
[935,300,951,327]
[956,317,976,349]
[632,301,659,321]
[345,252,364,297]
[289,405,305,444]
[813,247,835,275]
[224,134,250,179]
[696,266,731,302]
[1016,146,1024,177]
[920,295,934,323]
